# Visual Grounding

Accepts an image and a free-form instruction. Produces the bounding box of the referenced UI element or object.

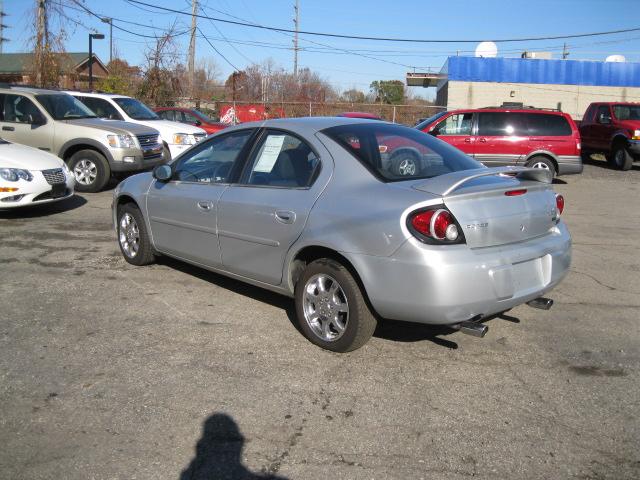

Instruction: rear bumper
[345,222,572,325]
[557,155,583,175]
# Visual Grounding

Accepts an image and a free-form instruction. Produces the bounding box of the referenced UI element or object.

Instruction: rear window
[322,123,481,182]
[526,113,572,136]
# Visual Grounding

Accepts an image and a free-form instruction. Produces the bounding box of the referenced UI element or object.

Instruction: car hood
[0,142,64,170]
[131,119,206,136]
[62,118,159,136]
[616,120,640,131]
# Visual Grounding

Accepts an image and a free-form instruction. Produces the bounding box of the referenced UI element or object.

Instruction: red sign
[219,104,286,124]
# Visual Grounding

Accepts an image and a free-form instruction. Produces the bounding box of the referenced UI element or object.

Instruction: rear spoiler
[413,166,552,197]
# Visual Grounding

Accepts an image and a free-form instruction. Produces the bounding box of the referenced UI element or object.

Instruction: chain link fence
[177,99,445,126]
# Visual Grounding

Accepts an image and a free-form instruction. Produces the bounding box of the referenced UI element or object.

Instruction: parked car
[112,117,571,352]
[0,138,75,208]
[0,86,163,192]
[579,102,640,170]
[68,92,207,161]
[415,107,583,177]
[154,107,227,135]
[337,112,383,120]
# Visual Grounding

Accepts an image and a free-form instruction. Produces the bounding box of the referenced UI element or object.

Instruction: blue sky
[3,0,639,98]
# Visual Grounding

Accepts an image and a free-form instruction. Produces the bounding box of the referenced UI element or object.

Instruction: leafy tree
[341,89,366,103]
[370,80,405,105]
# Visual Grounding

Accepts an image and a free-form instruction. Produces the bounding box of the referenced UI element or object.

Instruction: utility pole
[293,0,299,76]
[35,0,48,86]
[188,0,198,99]
[0,0,9,54]
[562,43,569,60]
[101,17,113,63]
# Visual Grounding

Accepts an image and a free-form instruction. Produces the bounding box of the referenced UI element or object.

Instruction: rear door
[474,112,528,167]
[146,129,256,267]
[0,93,54,152]
[217,129,328,285]
[430,112,475,155]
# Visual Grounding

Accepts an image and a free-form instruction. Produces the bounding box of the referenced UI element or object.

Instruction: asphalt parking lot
[1,158,639,480]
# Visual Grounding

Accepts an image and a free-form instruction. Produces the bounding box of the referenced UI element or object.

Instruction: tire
[68,149,110,193]
[526,155,556,178]
[294,258,377,352]
[612,143,633,171]
[116,203,156,266]
[391,152,419,176]
[162,145,172,162]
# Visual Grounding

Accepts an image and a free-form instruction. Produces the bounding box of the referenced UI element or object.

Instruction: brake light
[409,207,462,243]
[556,194,565,216]
[505,189,527,196]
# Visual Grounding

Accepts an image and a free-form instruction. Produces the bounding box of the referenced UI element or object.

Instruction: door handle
[2,126,14,131]
[196,201,213,211]
[479,138,487,143]
[464,138,471,143]
[275,210,296,224]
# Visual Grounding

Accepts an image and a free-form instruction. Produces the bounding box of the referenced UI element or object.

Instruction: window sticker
[253,135,286,173]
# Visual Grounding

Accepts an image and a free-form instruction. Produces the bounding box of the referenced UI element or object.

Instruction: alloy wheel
[302,273,349,342]
[119,213,140,258]
[73,159,98,185]
[398,158,417,176]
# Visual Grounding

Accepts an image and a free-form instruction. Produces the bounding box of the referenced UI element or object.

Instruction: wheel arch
[389,146,421,160]
[59,139,114,164]
[611,134,629,150]
[524,150,559,172]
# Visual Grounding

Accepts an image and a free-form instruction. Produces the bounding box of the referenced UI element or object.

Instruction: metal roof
[443,56,640,88]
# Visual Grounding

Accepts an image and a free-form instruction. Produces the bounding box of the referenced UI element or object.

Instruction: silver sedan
[112,117,571,352]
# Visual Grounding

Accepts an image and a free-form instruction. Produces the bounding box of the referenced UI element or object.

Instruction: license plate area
[50,183,66,198]
[512,257,544,293]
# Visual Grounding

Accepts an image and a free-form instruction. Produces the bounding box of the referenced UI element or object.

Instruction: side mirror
[153,164,172,182]
[29,113,46,126]
[429,128,440,136]
[194,119,202,126]
[599,113,611,124]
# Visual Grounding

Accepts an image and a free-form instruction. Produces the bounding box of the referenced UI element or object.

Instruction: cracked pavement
[1,159,639,479]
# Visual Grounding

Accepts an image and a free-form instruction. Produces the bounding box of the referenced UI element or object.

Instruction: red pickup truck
[579,102,640,170]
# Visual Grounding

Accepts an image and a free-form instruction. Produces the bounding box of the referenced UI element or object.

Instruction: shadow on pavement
[180,413,288,480]
[0,194,87,219]
[582,154,640,171]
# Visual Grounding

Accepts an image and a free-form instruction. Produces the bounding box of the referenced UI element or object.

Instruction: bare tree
[137,24,182,106]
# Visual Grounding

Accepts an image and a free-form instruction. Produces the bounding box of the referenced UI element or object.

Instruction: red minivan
[415,107,583,177]
[154,107,227,135]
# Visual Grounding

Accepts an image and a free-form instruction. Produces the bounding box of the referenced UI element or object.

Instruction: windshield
[322,123,481,182]
[415,111,448,130]
[613,104,640,121]
[113,97,159,120]
[36,94,97,120]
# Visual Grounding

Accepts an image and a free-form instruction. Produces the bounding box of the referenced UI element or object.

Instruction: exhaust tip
[527,297,554,310]
[456,320,489,338]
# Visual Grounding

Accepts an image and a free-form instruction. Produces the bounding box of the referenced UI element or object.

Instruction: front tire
[612,144,633,171]
[391,153,419,176]
[68,149,110,193]
[295,258,377,352]
[162,145,172,162]
[117,203,155,266]
[526,155,556,178]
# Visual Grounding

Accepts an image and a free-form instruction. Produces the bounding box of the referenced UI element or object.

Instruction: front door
[430,112,475,155]
[0,93,54,152]
[146,129,255,267]
[592,104,615,151]
[218,130,327,285]
[474,112,528,167]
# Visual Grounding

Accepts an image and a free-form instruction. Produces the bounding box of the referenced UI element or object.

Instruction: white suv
[69,92,206,160]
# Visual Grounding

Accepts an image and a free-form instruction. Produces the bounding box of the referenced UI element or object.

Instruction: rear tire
[391,152,419,176]
[116,203,155,266]
[294,258,376,352]
[68,150,110,193]
[612,143,633,171]
[526,155,556,178]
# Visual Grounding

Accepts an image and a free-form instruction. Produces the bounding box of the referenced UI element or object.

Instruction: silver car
[112,117,571,352]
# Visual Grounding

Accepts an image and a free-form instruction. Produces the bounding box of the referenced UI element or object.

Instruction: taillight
[409,207,463,244]
[504,189,527,196]
[556,194,565,216]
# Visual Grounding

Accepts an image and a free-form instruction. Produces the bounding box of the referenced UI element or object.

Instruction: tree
[341,89,366,104]
[98,59,141,96]
[137,25,181,106]
[370,80,405,105]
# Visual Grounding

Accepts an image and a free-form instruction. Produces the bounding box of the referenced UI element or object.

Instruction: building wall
[443,81,640,120]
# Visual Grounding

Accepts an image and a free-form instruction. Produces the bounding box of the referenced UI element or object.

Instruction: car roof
[65,91,128,99]
[0,86,68,96]
[223,116,394,134]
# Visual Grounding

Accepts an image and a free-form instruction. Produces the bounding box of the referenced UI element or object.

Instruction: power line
[127,0,640,44]
[197,25,239,71]
[198,1,253,64]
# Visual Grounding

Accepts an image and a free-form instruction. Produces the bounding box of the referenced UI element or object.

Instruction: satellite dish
[605,54,626,63]
[475,41,498,58]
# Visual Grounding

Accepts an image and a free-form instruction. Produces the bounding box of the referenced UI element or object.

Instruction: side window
[183,111,199,124]
[478,112,526,136]
[596,105,611,124]
[243,131,320,188]
[434,113,473,135]
[79,96,123,120]
[174,129,254,183]
[1,94,42,124]
[161,110,175,121]
[583,105,595,123]
[526,114,572,136]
